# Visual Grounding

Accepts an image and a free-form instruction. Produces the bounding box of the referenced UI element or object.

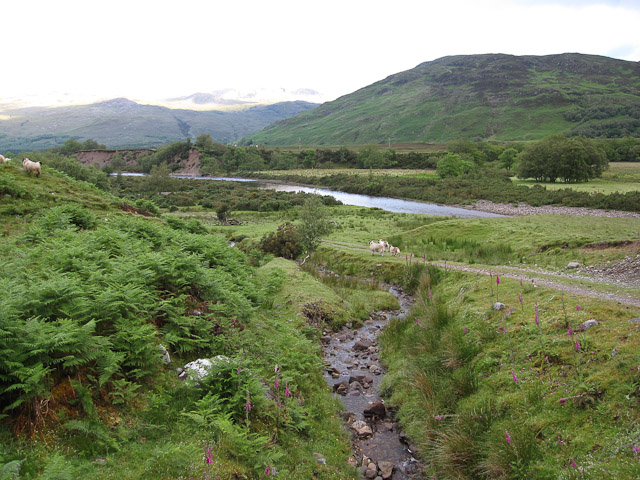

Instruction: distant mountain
[0,98,318,151]
[163,88,325,111]
[243,53,640,145]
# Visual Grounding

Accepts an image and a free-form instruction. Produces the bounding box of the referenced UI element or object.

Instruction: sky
[2,0,640,107]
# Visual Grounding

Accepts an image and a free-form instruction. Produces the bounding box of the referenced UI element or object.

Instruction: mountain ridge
[0,98,318,151]
[243,53,640,145]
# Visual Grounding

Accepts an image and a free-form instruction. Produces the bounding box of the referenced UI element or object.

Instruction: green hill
[244,53,640,145]
[0,98,317,151]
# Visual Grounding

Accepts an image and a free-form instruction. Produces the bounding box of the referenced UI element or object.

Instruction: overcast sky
[2,0,639,106]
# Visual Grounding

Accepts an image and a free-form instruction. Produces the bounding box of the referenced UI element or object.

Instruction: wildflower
[463,326,467,334]
[434,415,443,420]
[245,392,252,412]
[274,376,279,390]
[428,287,432,299]
[274,365,279,373]
[265,465,271,475]
[568,326,573,336]
[203,447,214,464]
[575,340,581,352]
[534,302,539,326]
[633,445,639,455]
[559,398,566,405]
[576,304,581,311]
[505,431,512,443]
[512,371,518,384]
[285,385,291,397]
[496,275,500,285]
[519,293,523,304]
[571,458,577,468]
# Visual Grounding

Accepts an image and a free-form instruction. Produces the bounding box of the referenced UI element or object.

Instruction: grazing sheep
[378,239,390,252]
[0,154,9,164]
[389,246,401,256]
[22,157,41,176]
[369,240,385,256]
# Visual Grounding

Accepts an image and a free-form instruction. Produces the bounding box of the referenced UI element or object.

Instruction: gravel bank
[458,200,640,218]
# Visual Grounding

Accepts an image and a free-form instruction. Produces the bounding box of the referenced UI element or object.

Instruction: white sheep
[369,240,385,256]
[22,157,41,176]
[378,239,390,252]
[0,154,10,164]
[389,246,401,256]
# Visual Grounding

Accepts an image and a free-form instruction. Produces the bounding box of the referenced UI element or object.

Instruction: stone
[313,453,326,465]
[581,319,599,330]
[378,461,394,479]
[630,317,640,323]
[179,356,229,384]
[365,466,378,479]
[347,456,358,467]
[493,302,505,311]
[354,339,373,351]
[351,420,373,438]
[334,382,349,396]
[349,374,366,384]
[320,336,332,345]
[350,381,363,392]
[364,400,386,418]
[369,364,382,375]
[159,344,171,364]
[566,261,581,269]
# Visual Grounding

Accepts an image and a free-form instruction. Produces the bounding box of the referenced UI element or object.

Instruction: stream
[114,173,501,217]
[320,283,423,479]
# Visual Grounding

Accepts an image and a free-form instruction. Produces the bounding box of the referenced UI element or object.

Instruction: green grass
[378,268,640,478]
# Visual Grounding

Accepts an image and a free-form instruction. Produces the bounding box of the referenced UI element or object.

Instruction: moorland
[1,136,640,479]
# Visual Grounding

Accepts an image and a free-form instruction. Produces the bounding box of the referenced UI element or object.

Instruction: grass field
[254,168,437,178]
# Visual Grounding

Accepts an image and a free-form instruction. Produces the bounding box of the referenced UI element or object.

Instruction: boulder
[378,461,394,479]
[179,356,230,384]
[364,401,386,418]
[566,262,581,269]
[159,344,171,364]
[493,302,506,311]
[581,319,599,330]
[354,339,373,351]
[351,420,373,438]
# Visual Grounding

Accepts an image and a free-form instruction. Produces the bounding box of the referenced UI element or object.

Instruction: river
[114,173,502,218]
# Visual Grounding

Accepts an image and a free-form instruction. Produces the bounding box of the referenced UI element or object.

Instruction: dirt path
[321,241,640,309]
[427,261,640,308]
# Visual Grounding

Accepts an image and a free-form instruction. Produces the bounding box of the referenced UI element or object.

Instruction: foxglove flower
[505,431,511,443]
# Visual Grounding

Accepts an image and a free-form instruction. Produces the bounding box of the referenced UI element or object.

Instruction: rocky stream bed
[321,286,424,480]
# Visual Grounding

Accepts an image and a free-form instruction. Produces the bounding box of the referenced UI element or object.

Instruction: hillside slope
[244,53,640,145]
[0,98,317,151]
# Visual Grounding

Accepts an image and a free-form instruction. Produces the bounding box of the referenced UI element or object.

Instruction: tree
[195,134,215,153]
[298,196,333,253]
[517,135,608,183]
[498,148,519,172]
[436,153,474,178]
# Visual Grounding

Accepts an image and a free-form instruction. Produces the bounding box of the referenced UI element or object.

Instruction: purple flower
[568,326,573,336]
[428,287,432,299]
[505,431,512,443]
[274,376,279,390]
[285,385,291,397]
[204,447,214,464]
[559,398,566,405]
[571,458,577,468]
[519,294,523,304]
[463,326,467,334]
[434,415,443,420]
[534,302,539,326]
[265,465,271,475]
[633,445,639,455]
[576,304,581,311]
[512,371,518,384]
[496,275,500,285]
[575,340,581,352]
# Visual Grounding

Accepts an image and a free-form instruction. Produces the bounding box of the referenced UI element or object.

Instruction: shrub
[259,222,303,259]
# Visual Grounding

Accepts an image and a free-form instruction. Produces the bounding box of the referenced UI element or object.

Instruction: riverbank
[457,199,640,218]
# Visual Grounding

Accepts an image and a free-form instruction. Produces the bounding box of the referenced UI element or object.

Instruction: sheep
[378,239,390,252]
[369,240,385,256]
[22,157,41,176]
[389,246,401,256]
[0,154,9,164]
